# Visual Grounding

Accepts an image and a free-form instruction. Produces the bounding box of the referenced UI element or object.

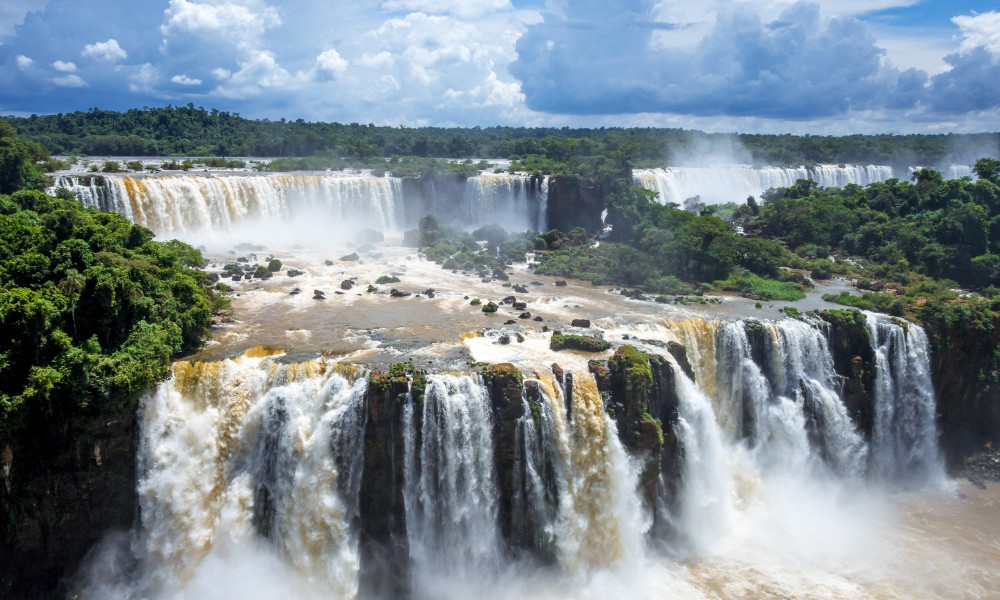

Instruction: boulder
[555,280,568,287]
[571,318,591,328]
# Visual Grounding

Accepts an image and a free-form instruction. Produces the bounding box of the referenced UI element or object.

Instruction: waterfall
[866,314,944,483]
[135,354,367,597]
[403,374,501,579]
[552,374,645,570]
[78,311,954,599]
[632,165,896,205]
[50,173,405,240]
[464,173,548,232]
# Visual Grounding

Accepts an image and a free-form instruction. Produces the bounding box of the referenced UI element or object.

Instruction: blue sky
[0,0,998,134]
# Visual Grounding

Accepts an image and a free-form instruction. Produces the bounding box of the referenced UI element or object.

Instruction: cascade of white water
[403,374,501,577]
[512,386,559,553]
[550,373,646,570]
[632,165,896,206]
[135,354,366,597]
[670,365,737,554]
[464,174,547,232]
[50,173,405,238]
[866,314,944,483]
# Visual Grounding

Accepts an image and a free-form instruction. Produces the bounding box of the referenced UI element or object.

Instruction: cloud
[51,73,86,87]
[315,48,347,75]
[128,63,159,93]
[511,1,1000,120]
[171,73,202,85]
[82,38,127,62]
[213,50,301,98]
[160,0,281,49]
[953,11,1000,54]
[15,54,32,69]
[380,0,511,19]
[51,59,76,72]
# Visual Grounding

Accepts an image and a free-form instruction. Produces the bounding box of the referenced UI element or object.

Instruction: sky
[0,0,998,134]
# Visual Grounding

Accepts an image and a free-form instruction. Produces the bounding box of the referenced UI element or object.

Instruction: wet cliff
[545,176,605,232]
[0,408,138,599]
[926,315,1000,468]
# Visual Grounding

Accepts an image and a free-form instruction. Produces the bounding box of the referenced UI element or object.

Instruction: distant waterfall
[866,314,944,482]
[50,173,405,239]
[464,174,548,232]
[632,165,895,205]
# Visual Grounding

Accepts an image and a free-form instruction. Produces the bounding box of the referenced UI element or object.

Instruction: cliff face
[546,176,605,233]
[926,315,1000,468]
[0,409,137,599]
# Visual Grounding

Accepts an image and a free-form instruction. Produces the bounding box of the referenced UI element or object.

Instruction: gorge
[3,161,998,600]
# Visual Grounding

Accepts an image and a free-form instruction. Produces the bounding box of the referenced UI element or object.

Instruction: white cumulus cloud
[82,38,127,62]
[161,0,281,48]
[52,59,76,72]
[171,73,203,85]
[315,48,348,74]
[52,73,86,87]
[954,11,1000,54]
[15,54,33,69]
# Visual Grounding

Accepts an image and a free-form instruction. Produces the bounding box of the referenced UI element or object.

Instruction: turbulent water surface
[65,168,998,600]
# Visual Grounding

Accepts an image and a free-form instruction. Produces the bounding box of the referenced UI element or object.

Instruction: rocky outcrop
[816,310,877,439]
[0,409,138,600]
[358,369,414,599]
[546,176,605,233]
[600,347,664,514]
[926,314,1000,469]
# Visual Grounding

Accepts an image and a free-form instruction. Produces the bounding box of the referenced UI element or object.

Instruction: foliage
[0,187,222,438]
[713,268,807,301]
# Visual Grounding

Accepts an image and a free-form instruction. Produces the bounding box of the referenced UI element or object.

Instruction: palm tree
[58,269,85,339]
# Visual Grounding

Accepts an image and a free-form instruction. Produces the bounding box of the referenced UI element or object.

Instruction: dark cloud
[510,1,1000,119]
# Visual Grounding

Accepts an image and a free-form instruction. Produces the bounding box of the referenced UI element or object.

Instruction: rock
[550,331,611,352]
[513,285,529,294]
[518,312,532,319]
[498,334,511,345]
[571,318,591,328]
[341,280,355,290]
[530,281,544,286]
[423,289,436,298]
[313,290,326,300]
[533,316,544,322]
[482,302,499,314]
[555,280,568,287]
[504,320,517,325]
[339,252,360,261]
[389,289,411,298]
[231,274,243,281]
[501,296,517,305]
[335,291,344,295]
[512,302,527,311]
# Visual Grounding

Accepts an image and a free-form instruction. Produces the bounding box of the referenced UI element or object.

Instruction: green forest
[0,119,223,467]
[6,104,998,169]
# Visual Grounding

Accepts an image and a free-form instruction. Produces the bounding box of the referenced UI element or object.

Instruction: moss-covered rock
[550,332,611,352]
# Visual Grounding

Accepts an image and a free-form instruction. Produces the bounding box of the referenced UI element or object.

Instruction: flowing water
[67,170,999,599]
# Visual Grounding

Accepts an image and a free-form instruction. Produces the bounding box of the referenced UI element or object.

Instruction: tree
[974,157,1000,184]
[57,269,85,338]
